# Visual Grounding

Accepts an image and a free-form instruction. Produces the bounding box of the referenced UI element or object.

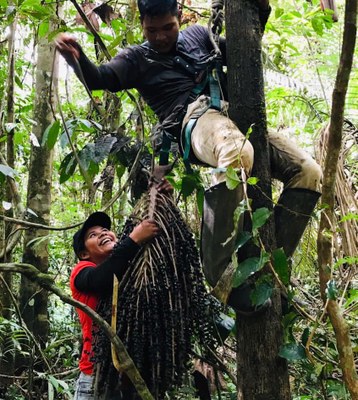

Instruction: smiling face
[142,13,180,54]
[79,226,117,265]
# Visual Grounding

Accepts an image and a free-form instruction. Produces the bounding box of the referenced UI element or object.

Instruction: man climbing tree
[56,0,321,316]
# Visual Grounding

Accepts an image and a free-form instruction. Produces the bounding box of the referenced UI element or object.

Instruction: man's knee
[296,158,322,192]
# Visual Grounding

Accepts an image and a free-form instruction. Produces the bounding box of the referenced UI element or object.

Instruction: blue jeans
[74,372,94,400]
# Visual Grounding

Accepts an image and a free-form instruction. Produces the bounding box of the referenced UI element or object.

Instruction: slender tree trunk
[317,0,358,397]
[0,13,17,391]
[18,22,59,350]
[225,1,290,398]
[1,11,16,318]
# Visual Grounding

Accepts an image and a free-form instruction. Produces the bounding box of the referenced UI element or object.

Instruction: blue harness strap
[182,118,198,173]
[159,60,223,171]
[209,65,222,111]
[159,133,172,166]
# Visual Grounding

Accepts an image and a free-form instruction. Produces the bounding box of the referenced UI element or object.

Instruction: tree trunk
[18,24,59,350]
[225,1,290,399]
[0,13,16,390]
[317,0,358,397]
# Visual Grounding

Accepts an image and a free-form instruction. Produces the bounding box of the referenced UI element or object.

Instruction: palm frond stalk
[94,185,217,399]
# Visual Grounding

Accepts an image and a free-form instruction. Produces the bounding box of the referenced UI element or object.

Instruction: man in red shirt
[70,209,163,399]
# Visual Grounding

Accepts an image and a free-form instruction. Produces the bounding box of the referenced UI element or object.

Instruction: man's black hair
[137,0,178,19]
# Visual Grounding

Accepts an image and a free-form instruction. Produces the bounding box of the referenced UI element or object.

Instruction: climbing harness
[177,0,225,172]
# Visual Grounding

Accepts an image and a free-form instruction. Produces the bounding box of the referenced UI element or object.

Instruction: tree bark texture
[317,0,358,397]
[225,1,290,399]
[19,22,59,348]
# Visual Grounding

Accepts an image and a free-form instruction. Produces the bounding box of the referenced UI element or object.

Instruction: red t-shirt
[70,260,98,375]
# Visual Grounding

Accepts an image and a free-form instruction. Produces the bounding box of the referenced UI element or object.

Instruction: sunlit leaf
[225,166,241,190]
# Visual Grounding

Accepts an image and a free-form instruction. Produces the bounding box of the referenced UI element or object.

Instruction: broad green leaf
[251,280,273,307]
[232,251,270,288]
[225,166,241,190]
[93,136,117,163]
[326,280,338,301]
[38,20,49,37]
[252,207,271,231]
[42,120,60,149]
[272,248,290,285]
[279,342,306,361]
[311,16,324,36]
[59,153,77,183]
[0,164,18,178]
[79,144,95,170]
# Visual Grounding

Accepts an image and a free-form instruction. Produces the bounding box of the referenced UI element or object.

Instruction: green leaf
[38,20,49,37]
[279,342,306,361]
[232,251,270,288]
[225,166,241,190]
[247,176,259,185]
[42,120,60,149]
[275,7,284,18]
[272,248,290,285]
[0,164,18,178]
[251,280,273,307]
[93,136,117,163]
[326,280,338,301]
[79,144,95,170]
[181,172,202,199]
[59,153,77,183]
[311,16,324,36]
[235,231,251,250]
[252,207,271,231]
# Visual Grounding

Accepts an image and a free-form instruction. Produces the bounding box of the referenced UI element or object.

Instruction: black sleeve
[68,47,122,92]
[74,237,140,294]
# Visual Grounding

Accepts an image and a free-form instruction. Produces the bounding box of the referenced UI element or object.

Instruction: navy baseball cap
[72,212,111,259]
